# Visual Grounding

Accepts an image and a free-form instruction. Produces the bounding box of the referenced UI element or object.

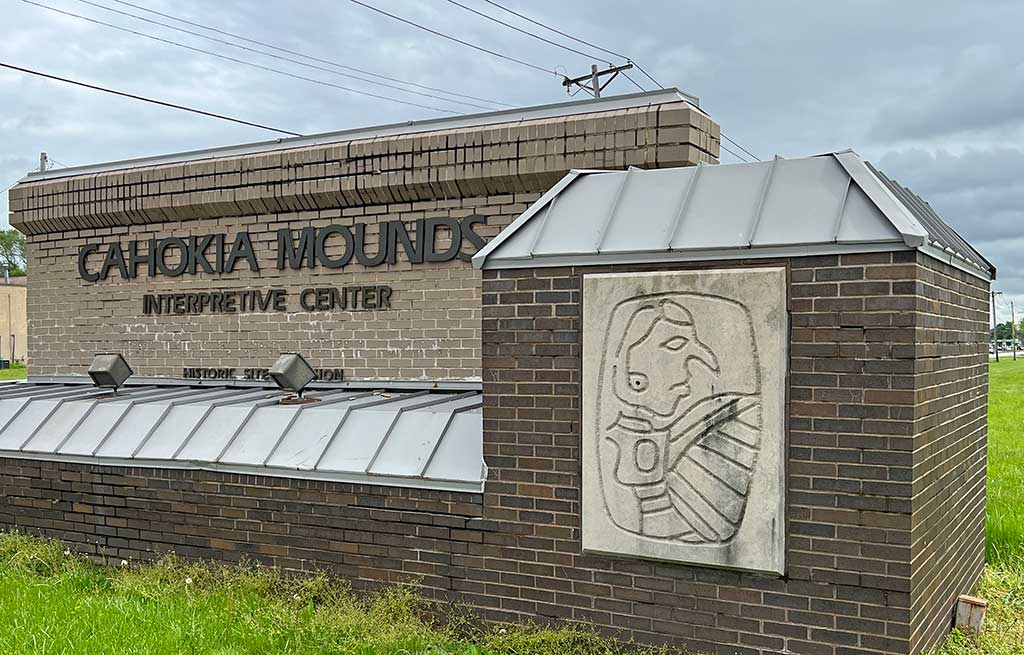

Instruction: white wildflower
[120,559,128,567]
[185,577,193,586]
[63,549,70,556]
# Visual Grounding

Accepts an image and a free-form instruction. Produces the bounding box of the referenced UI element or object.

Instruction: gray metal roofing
[472,150,993,279]
[21,89,699,183]
[0,382,484,493]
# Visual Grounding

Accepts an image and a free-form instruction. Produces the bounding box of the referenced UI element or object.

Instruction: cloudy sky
[1,0,1022,320]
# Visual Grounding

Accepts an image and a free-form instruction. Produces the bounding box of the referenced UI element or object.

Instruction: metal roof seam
[595,167,633,252]
[260,391,376,467]
[16,388,118,451]
[212,395,301,463]
[828,152,929,247]
[130,387,241,458]
[747,155,781,246]
[831,176,853,242]
[363,391,479,474]
[89,388,168,457]
[419,400,484,477]
[310,390,432,470]
[170,390,281,459]
[666,162,704,249]
[472,170,580,268]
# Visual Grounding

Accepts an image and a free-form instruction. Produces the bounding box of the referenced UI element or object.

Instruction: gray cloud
[870,46,1024,142]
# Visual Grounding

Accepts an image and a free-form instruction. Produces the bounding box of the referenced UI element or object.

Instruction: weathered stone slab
[582,267,787,574]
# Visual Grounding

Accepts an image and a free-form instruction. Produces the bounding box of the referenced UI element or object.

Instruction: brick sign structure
[1,92,992,655]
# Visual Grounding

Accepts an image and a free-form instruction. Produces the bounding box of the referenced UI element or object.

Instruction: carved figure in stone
[594,293,762,544]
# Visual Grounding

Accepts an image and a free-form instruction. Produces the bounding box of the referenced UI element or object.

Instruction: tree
[0,229,26,276]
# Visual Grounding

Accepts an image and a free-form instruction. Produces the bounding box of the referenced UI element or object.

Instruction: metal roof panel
[0,382,485,493]
[477,151,991,280]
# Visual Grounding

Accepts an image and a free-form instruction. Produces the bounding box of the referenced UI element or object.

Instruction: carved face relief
[583,268,787,574]
[613,299,720,420]
[595,291,763,545]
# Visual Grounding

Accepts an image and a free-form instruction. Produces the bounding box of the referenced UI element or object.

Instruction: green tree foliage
[0,229,25,276]
[993,321,1018,341]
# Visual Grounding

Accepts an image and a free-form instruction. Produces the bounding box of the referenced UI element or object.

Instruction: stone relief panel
[582,268,787,574]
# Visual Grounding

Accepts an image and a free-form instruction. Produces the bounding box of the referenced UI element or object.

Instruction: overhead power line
[22,0,463,114]
[69,0,497,111]
[102,0,511,109]
[474,0,758,161]
[722,134,759,162]
[0,61,301,136]
[443,0,613,65]
[346,0,558,78]
[720,145,751,163]
[479,0,627,60]
[447,0,649,93]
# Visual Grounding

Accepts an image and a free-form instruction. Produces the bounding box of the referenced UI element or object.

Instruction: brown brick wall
[0,459,482,596]
[908,254,988,652]
[11,101,718,379]
[0,250,988,655]
[473,252,985,654]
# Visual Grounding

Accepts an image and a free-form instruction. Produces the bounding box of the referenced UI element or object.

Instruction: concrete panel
[582,267,787,574]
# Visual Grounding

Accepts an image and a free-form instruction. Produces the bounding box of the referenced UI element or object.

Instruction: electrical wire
[21,0,463,114]
[720,144,751,163]
[630,60,663,89]
[107,0,511,108]
[479,0,627,60]
[346,0,558,77]
[77,0,507,110]
[473,0,762,161]
[722,134,759,162]
[443,0,612,65]
[0,61,302,136]
[622,72,646,92]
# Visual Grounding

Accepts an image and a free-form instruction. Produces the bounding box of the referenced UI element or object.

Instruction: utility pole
[1012,300,1017,361]
[562,63,634,98]
[992,290,1003,362]
[38,152,48,172]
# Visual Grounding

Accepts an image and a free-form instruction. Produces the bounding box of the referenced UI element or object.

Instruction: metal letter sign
[78,215,489,282]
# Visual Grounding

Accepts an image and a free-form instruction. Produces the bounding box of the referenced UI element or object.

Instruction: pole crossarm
[562,63,634,98]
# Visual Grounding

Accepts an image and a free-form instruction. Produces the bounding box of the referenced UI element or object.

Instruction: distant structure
[0,271,26,364]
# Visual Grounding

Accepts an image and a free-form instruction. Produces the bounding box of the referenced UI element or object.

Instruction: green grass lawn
[985,358,1024,564]
[0,532,645,655]
[0,365,27,381]
[0,360,1022,654]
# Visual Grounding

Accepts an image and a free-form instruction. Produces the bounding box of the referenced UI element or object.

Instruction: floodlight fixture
[269,352,318,398]
[88,353,133,392]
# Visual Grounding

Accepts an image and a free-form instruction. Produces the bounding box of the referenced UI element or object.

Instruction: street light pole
[992,290,1003,363]
[1012,300,1017,362]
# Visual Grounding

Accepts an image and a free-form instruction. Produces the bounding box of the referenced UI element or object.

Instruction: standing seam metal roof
[472,150,993,279]
[0,382,484,493]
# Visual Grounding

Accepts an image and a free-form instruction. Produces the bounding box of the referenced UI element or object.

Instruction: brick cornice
[10,102,718,234]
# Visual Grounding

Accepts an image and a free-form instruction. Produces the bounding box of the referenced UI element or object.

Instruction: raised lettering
[78,244,100,282]
[277,227,315,269]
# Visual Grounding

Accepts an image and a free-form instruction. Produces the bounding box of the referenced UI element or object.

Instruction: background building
[0,273,27,363]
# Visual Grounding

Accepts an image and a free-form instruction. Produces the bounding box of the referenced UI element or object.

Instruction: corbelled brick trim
[9,103,718,235]
[15,99,718,379]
